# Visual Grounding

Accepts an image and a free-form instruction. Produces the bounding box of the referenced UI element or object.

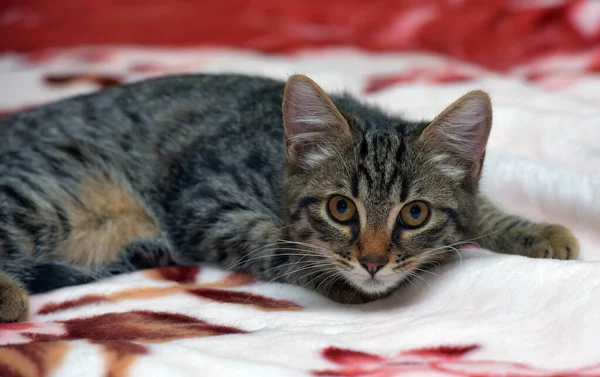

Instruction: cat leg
[0,271,29,322]
[24,262,96,294]
[103,237,174,275]
[474,195,579,260]
[25,238,173,294]
[0,260,94,319]
[0,184,71,322]
[0,239,173,322]
[0,178,166,320]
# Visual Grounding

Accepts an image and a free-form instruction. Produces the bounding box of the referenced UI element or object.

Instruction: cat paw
[0,273,29,322]
[124,238,174,270]
[521,224,579,260]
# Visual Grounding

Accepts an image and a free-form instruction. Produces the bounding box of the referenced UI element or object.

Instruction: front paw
[0,273,29,323]
[520,224,579,260]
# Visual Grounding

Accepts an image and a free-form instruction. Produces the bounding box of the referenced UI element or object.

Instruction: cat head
[282,75,491,296]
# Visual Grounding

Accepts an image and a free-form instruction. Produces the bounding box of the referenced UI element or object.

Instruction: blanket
[1,1,600,374]
[0,46,599,377]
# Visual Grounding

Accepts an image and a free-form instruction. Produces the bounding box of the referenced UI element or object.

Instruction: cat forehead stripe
[356,127,407,196]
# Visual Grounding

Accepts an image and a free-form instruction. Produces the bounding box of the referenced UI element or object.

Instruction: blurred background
[0,0,599,257]
[2,0,599,70]
[1,0,600,108]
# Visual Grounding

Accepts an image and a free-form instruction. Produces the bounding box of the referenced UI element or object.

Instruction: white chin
[348,275,403,295]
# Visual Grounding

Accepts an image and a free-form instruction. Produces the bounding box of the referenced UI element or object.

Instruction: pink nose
[358,255,387,278]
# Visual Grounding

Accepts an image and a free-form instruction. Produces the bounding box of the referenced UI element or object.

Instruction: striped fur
[0,74,578,321]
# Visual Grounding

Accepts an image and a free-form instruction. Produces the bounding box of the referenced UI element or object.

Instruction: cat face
[282,75,491,296]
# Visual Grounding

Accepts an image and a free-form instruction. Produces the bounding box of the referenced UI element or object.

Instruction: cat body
[0,74,578,322]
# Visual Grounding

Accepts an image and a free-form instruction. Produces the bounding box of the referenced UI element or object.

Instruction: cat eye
[398,201,430,228]
[327,195,357,223]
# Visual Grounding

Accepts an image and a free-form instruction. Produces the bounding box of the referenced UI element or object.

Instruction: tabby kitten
[0,74,578,322]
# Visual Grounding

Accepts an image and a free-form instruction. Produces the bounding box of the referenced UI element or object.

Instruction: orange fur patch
[358,229,390,259]
[58,177,160,267]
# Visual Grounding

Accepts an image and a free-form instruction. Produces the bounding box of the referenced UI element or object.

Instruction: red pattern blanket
[2,265,600,377]
[1,1,600,376]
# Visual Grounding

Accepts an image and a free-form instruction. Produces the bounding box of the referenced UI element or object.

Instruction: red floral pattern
[313,345,600,377]
[364,66,478,93]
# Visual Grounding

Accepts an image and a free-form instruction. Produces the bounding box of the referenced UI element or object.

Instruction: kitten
[0,74,578,322]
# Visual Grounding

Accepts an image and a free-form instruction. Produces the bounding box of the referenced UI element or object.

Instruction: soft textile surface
[3,0,600,72]
[0,47,599,377]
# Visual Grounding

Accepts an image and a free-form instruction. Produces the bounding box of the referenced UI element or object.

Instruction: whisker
[275,239,330,252]
[404,273,418,290]
[255,259,331,281]
[319,271,344,299]
[393,261,418,271]
[448,246,462,266]
[240,261,331,305]
[291,265,338,286]
[299,266,339,289]
[425,246,463,266]
[227,247,323,270]
[267,262,333,284]
[228,249,323,268]
[346,285,360,304]
[227,241,293,264]
[424,248,457,260]
[324,273,345,300]
[422,242,469,257]
[413,267,440,277]
[314,269,340,295]
[421,229,504,259]
[235,237,326,262]
[410,271,429,287]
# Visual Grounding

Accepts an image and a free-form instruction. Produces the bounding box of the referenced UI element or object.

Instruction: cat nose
[358,255,388,277]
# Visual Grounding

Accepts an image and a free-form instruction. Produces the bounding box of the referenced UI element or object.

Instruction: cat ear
[420,90,492,180]
[282,75,352,168]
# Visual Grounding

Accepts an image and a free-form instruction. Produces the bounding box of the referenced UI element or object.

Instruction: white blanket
[0,48,599,377]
